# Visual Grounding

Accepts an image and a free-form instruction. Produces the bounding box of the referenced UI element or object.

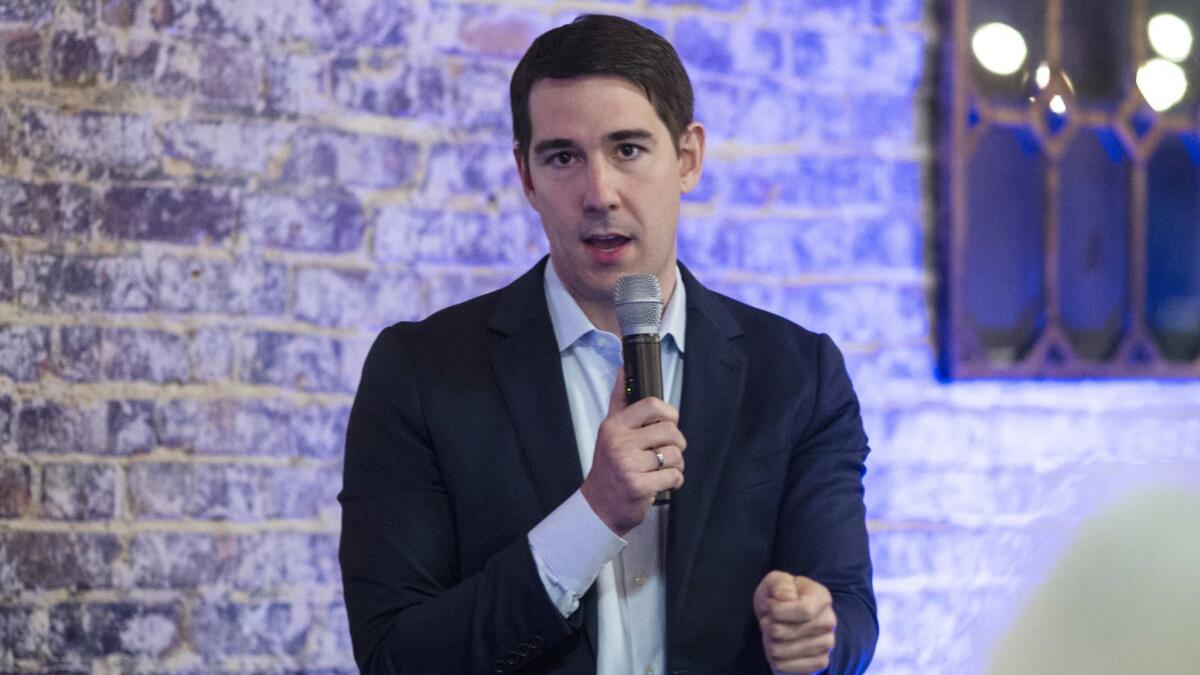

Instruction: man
[339,15,877,674]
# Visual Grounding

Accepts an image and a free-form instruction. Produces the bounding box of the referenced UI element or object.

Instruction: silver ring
[655,452,665,469]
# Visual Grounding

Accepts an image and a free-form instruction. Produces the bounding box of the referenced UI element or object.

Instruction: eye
[545,151,576,167]
[617,144,642,159]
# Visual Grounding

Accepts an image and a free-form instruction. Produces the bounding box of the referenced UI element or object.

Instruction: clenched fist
[754,571,837,674]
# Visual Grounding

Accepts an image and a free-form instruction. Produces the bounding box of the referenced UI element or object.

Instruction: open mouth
[583,234,631,250]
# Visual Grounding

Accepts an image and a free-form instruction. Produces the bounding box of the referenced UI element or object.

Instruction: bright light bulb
[1049,95,1067,114]
[1148,13,1193,63]
[1137,58,1189,112]
[972,22,1028,76]
[1036,62,1051,89]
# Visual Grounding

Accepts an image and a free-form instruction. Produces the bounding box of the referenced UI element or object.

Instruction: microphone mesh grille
[614,274,663,337]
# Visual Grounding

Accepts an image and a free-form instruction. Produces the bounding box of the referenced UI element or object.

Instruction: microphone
[614,274,670,506]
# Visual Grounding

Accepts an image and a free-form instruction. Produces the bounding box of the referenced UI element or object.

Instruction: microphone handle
[622,334,670,505]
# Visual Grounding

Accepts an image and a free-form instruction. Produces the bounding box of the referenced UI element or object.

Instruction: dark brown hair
[510,14,694,162]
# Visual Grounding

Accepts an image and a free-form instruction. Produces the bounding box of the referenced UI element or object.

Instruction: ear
[677,122,706,194]
[513,144,536,201]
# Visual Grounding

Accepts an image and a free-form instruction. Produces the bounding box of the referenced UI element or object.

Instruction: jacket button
[529,635,544,648]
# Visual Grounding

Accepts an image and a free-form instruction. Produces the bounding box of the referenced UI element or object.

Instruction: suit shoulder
[380,283,506,345]
[385,262,546,346]
[699,287,853,385]
[356,292,502,384]
[708,289,827,351]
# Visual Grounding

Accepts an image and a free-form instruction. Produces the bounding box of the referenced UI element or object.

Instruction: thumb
[792,575,832,604]
[754,571,796,617]
[608,366,629,416]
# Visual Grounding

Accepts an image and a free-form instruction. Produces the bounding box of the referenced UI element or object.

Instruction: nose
[582,160,619,213]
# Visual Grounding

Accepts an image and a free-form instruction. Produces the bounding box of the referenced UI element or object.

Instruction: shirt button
[633,574,646,586]
[645,667,654,675]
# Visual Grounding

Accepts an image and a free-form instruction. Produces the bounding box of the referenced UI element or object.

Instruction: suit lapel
[487,259,583,516]
[667,267,748,631]
[486,259,600,658]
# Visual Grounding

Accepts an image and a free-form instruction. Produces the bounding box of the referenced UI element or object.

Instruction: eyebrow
[532,138,577,155]
[607,128,655,144]
[531,128,658,156]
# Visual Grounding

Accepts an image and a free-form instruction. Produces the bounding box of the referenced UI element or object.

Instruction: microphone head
[614,274,663,337]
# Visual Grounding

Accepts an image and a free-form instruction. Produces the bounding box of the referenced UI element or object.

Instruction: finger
[637,466,684,496]
[614,444,679,474]
[769,595,831,624]
[760,607,836,643]
[607,366,628,416]
[770,655,830,675]
[625,422,686,455]
[794,609,836,639]
[765,630,836,662]
[754,571,797,618]
[620,396,679,428]
[769,576,833,624]
[792,576,832,605]
[643,446,684,473]
[648,421,687,453]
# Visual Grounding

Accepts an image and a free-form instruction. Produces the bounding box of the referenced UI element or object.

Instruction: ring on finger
[655,451,665,470]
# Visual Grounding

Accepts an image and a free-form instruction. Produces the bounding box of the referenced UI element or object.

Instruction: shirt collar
[544,258,686,354]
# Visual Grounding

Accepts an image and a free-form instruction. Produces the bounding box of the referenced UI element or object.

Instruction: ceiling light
[1148,13,1193,63]
[972,22,1028,76]
[1137,58,1189,112]
[1036,62,1051,89]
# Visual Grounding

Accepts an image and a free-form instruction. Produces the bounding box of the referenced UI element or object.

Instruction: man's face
[516,75,704,311]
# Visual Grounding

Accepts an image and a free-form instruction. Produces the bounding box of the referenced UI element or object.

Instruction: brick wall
[1,0,1197,673]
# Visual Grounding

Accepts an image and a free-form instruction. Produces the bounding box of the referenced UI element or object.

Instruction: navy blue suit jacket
[339,258,877,674]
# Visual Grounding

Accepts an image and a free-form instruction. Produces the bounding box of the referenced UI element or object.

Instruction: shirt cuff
[528,489,626,617]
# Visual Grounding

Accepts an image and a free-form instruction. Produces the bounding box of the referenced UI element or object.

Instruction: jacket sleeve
[776,333,878,674]
[338,326,580,674]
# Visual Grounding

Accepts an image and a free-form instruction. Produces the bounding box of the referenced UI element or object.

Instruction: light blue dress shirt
[528,258,686,675]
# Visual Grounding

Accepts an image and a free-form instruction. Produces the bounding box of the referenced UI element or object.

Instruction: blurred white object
[1137,58,1189,112]
[1148,13,1193,63]
[988,487,1200,674]
[972,23,1028,76]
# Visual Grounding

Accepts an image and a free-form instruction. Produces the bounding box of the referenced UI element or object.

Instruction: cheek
[532,179,581,214]
[529,191,565,223]
[641,186,680,233]
[534,202,578,247]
